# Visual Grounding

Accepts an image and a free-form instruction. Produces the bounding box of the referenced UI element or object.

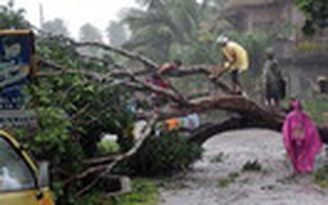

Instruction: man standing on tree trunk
[214,36,249,95]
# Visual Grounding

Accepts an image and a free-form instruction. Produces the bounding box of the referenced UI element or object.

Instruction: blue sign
[0,30,37,128]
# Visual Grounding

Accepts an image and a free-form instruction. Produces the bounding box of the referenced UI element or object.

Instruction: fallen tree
[34,34,328,199]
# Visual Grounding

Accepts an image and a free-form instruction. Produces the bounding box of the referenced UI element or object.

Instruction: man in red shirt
[148,60,182,109]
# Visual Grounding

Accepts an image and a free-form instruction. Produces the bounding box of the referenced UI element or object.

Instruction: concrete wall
[285,64,327,98]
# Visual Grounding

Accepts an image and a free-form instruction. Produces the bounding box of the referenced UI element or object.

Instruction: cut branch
[74,42,159,70]
[75,116,158,197]
[111,64,212,78]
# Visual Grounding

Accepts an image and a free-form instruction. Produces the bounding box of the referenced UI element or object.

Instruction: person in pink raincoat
[282,100,323,174]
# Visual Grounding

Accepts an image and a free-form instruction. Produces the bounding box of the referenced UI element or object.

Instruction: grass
[110,179,159,205]
[210,152,226,163]
[314,165,328,188]
[217,172,240,188]
[76,179,159,205]
[242,160,262,172]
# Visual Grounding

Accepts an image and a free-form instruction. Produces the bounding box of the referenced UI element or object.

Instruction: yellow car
[0,130,55,205]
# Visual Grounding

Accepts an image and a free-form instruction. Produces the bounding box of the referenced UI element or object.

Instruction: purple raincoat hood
[292,100,302,110]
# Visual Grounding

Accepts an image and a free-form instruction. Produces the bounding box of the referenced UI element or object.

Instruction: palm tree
[0,0,29,29]
[121,0,205,63]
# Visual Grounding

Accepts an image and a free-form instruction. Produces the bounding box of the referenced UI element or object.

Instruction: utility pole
[39,3,44,29]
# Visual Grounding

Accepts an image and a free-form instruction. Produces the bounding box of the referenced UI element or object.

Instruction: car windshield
[0,136,36,192]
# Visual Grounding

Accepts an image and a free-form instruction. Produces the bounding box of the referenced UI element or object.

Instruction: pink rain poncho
[283,100,322,173]
[282,100,323,174]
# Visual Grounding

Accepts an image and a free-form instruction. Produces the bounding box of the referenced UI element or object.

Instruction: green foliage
[303,96,328,123]
[118,133,203,176]
[110,179,159,205]
[169,38,219,64]
[242,160,262,172]
[122,0,271,67]
[217,172,240,188]
[315,165,328,187]
[13,29,135,204]
[122,0,216,63]
[0,0,29,29]
[296,0,328,35]
[98,138,120,154]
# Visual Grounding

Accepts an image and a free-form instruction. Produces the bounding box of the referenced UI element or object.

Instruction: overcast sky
[1,0,138,38]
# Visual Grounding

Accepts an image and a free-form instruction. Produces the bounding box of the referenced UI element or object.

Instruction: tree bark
[188,113,328,145]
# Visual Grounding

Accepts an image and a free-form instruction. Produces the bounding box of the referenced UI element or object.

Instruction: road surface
[158,129,328,205]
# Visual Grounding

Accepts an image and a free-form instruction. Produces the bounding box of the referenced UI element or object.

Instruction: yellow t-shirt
[221,41,249,72]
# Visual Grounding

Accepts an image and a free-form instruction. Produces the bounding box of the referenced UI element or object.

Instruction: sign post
[0,30,37,128]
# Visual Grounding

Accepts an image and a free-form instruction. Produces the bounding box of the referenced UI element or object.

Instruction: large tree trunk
[189,116,328,145]
[185,95,328,144]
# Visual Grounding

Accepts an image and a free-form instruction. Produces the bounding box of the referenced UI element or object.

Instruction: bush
[118,133,203,176]
[315,165,328,187]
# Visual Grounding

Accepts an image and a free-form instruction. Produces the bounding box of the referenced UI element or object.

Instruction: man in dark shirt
[262,48,285,107]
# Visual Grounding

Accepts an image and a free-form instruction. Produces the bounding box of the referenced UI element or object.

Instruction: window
[0,137,36,192]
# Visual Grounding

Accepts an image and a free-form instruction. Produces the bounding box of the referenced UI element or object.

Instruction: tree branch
[75,115,158,197]
[73,42,159,70]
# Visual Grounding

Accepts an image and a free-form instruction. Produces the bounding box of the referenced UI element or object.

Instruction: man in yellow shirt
[216,36,249,95]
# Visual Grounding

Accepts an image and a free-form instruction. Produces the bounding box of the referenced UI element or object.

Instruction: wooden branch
[111,64,233,94]
[38,58,233,101]
[189,116,328,145]
[188,116,280,144]
[38,60,103,80]
[210,79,235,94]
[37,58,191,109]
[124,74,189,106]
[73,42,158,70]
[75,116,158,197]
[148,95,284,122]
[110,64,212,78]
[37,59,116,83]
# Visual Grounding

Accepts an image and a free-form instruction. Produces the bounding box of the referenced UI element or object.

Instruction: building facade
[225,0,327,97]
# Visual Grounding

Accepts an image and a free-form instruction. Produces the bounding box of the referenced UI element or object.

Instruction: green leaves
[0,0,29,29]
[122,0,206,62]
[118,133,203,176]
[295,0,328,35]
[315,165,328,187]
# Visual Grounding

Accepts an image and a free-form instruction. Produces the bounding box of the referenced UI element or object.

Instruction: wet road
[158,129,328,205]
